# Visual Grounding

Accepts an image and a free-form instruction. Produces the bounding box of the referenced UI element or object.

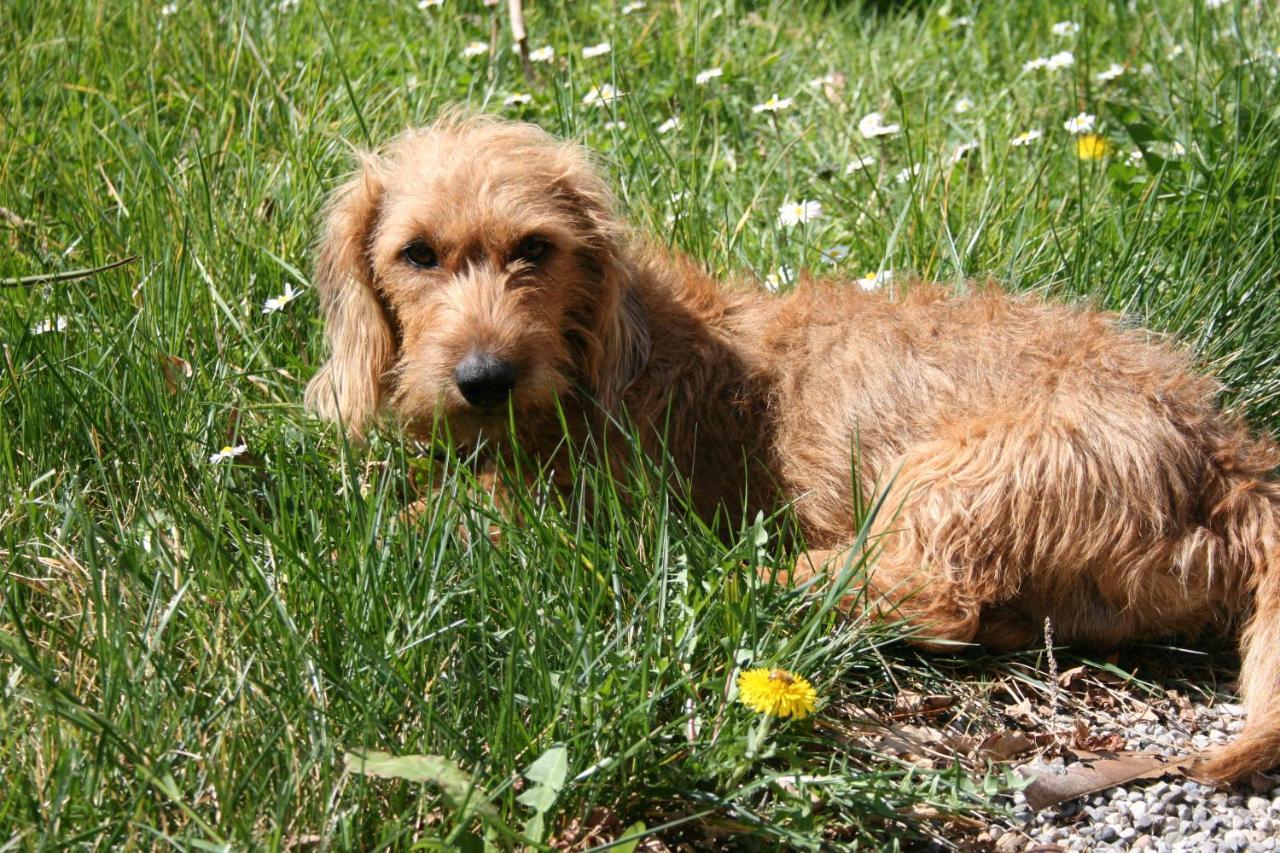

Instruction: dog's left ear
[553,158,651,412]
[304,155,395,439]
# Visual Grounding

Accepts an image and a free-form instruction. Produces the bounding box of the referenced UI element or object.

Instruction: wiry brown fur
[306,113,1280,784]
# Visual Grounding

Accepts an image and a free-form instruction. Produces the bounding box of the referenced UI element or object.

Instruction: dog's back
[763,282,1280,781]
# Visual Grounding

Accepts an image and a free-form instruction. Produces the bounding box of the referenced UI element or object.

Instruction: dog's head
[305,114,649,442]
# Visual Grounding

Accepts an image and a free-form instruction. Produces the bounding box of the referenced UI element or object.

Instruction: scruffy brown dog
[306,113,1280,783]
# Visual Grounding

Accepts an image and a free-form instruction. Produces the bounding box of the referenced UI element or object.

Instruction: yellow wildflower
[737,667,818,719]
[1076,134,1111,160]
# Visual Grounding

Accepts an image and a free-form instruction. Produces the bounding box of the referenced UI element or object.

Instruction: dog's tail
[1198,479,1280,783]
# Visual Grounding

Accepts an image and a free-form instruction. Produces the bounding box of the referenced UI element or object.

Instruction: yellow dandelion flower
[737,667,818,719]
[1076,134,1111,161]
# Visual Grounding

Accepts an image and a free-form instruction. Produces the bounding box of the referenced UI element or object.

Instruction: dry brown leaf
[978,731,1037,762]
[892,691,956,717]
[158,353,192,394]
[1005,696,1037,723]
[1056,665,1088,688]
[1021,751,1191,810]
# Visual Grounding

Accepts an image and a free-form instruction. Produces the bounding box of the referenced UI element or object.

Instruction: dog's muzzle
[454,352,517,408]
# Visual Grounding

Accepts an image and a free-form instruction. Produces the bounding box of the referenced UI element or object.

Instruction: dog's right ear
[304,157,394,439]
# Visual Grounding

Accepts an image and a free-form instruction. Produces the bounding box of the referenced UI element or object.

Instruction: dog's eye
[512,236,550,264]
[402,241,438,269]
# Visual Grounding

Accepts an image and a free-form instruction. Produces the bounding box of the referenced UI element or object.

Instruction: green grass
[3,0,1279,847]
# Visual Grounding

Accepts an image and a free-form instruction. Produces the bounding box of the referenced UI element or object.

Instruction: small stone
[1135,815,1154,830]
[988,825,1004,841]
[1224,829,1251,851]
[1248,796,1270,812]
[1119,826,1137,840]
[994,832,1023,853]
[1130,801,1149,821]
[1098,825,1120,843]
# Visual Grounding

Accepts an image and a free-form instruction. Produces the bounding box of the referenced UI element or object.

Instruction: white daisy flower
[1206,0,1228,8]
[1095,63,1126,83]
[1011,128,1044,146]
[483,0,500,6]
[695,67,723,85]
[953,96,974,114]
[855,270,892,291]
[819,244,850,264]
[161,3,179,15]
[949,15,972,29]
[657,116,680,134]
[418,0,443,8]
[582,42,612,59]
[1139,62,1155,75]
[622,1,646,12]
[583,84,622,106]
[808,73,837,88]
[777,200,823,227]
[462,41,489,58]
[1124,148,1144,166]
[894,164,921,184]
[1045,50,1075,70]
[1063,111,1096,134]
[209,444,248,464]
[752,93,793,113]
[1164,141,1187,158]
[526,46,555,63]
[846,154,876,173]
[1051,21,1080,37]
[764,266,795,292]
[504,93,533,107]
[277,0,298,11]
[1022,56,1050,71]
[262,283,301,314]
[948,140,979,164]
[30,317,68,335]
[1167,44,1186,59]
[858,111,901,138]
[603,120,627,130]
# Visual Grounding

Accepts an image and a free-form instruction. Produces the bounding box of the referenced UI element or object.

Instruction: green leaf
[613,821,648,853]
[522,744,569,791]
[516,783,559,814]
[343,749,498,821]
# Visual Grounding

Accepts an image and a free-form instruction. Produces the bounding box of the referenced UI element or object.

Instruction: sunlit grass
[2,0,1278,846]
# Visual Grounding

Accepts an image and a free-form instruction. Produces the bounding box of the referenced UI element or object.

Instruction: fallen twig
[1,255,139,287]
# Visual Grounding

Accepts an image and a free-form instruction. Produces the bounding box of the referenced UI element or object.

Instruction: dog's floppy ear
[304,157,395,438]
[553,159,651,412]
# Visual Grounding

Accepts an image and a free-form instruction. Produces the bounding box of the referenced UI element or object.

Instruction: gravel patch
[985,702,1280,851]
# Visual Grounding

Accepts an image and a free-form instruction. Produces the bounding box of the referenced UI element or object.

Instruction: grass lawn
[3,0,1279,847]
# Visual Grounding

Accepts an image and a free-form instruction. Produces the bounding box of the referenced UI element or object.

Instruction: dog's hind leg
[786,430,1032,648]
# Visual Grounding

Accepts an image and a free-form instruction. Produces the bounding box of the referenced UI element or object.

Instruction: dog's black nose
[454,353,517,408]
